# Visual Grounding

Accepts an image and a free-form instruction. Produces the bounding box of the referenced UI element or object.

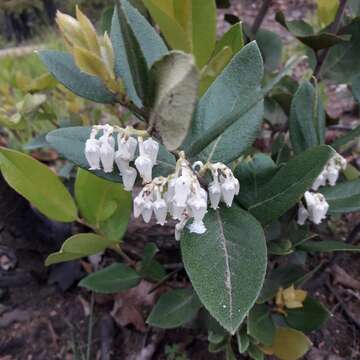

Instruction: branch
[251,0,272,36]
[313,0,349,79]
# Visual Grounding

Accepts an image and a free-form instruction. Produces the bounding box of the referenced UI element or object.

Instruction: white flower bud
[153,199,167,225]
[221,179,236,207]
[135,155,153,183]
[297,203,308,226]
[122,167,137,191]
[85,138,101,170]
[100,139,115,173]
[143,138,159,165]
[209,182,221,209]
[142,202,153,223]
[188,220,207,234]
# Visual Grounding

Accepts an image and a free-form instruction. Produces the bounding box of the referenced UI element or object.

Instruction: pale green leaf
[0,147,77,222]
[45,233,113,266]
[75,169,131,241]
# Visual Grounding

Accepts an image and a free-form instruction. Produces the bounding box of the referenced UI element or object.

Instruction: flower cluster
[84,125,159,191]
[297,152,346,226]
[312,153,347,190]
[133,152,239,240]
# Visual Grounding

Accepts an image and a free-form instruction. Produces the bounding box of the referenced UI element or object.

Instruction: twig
[250,0,272,36]
[86,292,95,360]
[313,0,349,79]
[325,281,360,330]
[100,315,114,360]
[148,267,183,295]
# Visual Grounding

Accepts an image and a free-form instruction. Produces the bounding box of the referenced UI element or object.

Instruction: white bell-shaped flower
[143,138,159,165]
[135,155,153,183]
[85,138,101,170]
[122,167,137,191]
[188,194,207,223]
[234,178,240,195]
[221,177,237,207]
[172,203,186,220]
[188,220,207,234]
[304,191,329,224]
[153,198,167,225]
[100,138,115,173]
[312,169,327,191]
[327,167,339,186]
[209,181,221,209]
[133,195,145,218]
[297,203,309,225]
[115,155,130,174]
[116,137,131,161]
[126,136,138,161]
[174,174,192,206]
[142,201,153,223]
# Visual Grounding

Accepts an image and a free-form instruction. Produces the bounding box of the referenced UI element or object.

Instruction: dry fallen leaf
[110,280,158,332]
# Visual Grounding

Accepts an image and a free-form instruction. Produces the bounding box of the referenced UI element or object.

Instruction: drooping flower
[122,167,137,191]
[99,125,115,173]
[304,191,329,225]
[312,152,347,190]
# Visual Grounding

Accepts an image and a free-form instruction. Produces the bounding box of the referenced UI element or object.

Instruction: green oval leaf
[147,288,202,329]
[79,263,141,293]
[39,51,117,104]
[181,206,267,334]
[184,41,264,163]
[248,145,335,224]
[149,51,199,151]
[45,233,113,266]
[286,297,330,332]
[247,304,276,346]
[321,18,360,82]
[75,169,131,242]
[319,179,360,213]
[0,147,77,222]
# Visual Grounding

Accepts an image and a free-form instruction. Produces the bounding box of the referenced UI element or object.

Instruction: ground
[0,0,359,359]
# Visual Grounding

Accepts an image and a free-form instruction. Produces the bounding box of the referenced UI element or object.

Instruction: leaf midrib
[216,210,233,321]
